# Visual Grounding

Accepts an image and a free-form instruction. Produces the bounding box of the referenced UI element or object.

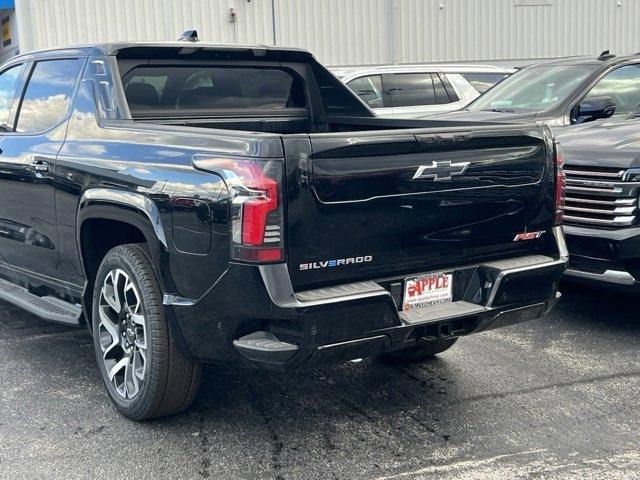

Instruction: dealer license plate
[403,272,453,311]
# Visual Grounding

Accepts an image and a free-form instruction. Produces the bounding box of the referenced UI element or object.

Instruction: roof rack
[597,50,615,61]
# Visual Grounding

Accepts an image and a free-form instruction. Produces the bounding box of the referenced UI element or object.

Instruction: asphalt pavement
[1,281,639,480]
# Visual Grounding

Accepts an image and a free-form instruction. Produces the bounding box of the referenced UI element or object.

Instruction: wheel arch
[77,189,176,324]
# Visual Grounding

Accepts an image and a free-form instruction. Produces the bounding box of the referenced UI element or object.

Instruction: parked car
[428,51,640,128]
[331,64,514,118]
[557,114,640,289]
[0,40,566,420]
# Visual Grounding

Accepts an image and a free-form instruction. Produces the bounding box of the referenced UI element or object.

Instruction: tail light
[554,142,566,226]
[193,156,284,263]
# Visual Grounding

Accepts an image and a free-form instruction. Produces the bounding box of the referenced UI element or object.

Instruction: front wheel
[92,244,201,420]
[381,338,458,363]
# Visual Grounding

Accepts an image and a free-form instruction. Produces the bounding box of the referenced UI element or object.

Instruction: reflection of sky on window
[587,66,640,113]
[0,64,24,123]
[17,94,70,132]
[17,59,82,132]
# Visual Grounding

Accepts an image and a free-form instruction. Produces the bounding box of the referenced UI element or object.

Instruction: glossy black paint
[577,95,617,122]
[171,256,566,368]
[285,128,556,290]
[0,42,565,366]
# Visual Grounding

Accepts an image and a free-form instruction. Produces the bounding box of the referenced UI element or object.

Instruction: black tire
[381,338,458,363]
[91,243,201,420]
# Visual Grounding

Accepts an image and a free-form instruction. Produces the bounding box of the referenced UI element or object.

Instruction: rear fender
[76,188,175,301]
[75,189,195,355]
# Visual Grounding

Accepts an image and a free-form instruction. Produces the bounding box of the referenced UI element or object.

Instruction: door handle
[27,158,51,175]
[32,162,49,173]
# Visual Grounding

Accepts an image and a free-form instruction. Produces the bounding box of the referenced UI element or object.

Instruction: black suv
[558,115,640,289]
[431,51,640,128]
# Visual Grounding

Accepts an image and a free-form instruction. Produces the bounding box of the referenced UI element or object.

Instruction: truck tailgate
[284,126,555,290]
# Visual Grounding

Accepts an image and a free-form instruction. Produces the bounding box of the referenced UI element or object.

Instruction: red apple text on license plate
[403,273,453,311]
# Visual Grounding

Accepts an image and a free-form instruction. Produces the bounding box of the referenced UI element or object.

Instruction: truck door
[0,61,29,282]
[0,57,84,294]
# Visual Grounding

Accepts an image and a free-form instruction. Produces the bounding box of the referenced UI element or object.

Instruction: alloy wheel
[98,268,147,399]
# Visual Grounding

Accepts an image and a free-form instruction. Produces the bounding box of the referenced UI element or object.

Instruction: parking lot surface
[1,282,639,480]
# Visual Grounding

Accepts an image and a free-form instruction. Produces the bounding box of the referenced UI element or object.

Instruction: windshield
[467,65,596,112]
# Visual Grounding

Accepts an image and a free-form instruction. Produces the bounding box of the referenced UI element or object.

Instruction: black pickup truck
[0,42,567,420]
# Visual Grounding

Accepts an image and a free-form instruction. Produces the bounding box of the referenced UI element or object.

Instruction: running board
[0,277,81,325]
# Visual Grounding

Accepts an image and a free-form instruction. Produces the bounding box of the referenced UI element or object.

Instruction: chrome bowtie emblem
[412,160,470,181]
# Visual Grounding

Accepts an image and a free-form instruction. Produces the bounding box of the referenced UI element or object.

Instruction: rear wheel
[91,244,201,420]
[381,338,458,363]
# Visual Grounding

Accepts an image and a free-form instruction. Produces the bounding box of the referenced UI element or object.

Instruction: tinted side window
[440,74,459,102]
[0,64,25,126]
[432,74,451,104]
[16,59,83,133]
[347,75,384,108]
[389,73,436,107]
[585,64,640,114]
[461,72,510,94]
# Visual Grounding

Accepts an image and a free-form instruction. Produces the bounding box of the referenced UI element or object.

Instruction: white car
[332,64,515,118]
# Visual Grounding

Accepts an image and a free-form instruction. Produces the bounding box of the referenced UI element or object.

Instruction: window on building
[347,75,384,108]
[0,63,25,126]
[461,72,510,94]
[584,64,640,114]
[16,59,83,133]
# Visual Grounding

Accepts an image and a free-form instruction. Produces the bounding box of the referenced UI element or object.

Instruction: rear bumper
[168,228,567,369]
[564,224,640,290]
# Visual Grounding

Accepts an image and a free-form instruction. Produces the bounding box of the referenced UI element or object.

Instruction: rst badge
[513,231,545,241]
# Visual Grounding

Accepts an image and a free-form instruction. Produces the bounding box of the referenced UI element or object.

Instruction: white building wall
[0,8,20,63]
[395,0,639,63]
[13,0,640,66]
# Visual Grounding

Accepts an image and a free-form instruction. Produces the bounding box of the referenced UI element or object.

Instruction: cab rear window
[121,65,306,115]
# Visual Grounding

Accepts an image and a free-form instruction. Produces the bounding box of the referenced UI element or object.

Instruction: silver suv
[332,64,514,119]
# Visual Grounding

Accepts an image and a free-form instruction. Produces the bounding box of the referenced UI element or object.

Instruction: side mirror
[577,96,616,123]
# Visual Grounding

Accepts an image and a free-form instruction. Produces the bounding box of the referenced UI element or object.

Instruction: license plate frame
[402,272,453,311]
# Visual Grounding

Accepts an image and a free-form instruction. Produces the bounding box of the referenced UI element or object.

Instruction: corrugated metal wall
[395,0,638,63]
[14,0,640,66]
